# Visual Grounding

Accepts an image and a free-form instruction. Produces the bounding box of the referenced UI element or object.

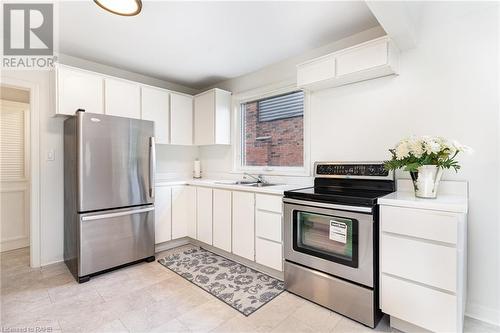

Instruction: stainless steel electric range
[283,162,395,328]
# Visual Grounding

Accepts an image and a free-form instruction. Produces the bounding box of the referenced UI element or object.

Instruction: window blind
[0,105,26,181]
[258,91,304,122]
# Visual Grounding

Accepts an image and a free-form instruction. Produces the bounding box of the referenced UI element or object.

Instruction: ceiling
[59,1,379,89]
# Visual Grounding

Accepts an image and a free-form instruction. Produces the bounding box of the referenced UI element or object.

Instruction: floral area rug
[157,247,285,316]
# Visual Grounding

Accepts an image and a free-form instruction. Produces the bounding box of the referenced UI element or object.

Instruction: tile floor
[1,246,498,333]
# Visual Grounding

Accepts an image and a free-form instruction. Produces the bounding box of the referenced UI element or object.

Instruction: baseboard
[466,302,500,327]
[0,238,29,252]
[155,238,190,253]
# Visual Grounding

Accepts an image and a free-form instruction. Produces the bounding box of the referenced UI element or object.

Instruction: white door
[141,86,170,144]
[155,186,172,244]
[172,186,196,239]
[232,191,255,260]
[213,189,232,252]
[57,66,104,115]
[170,93,193,145]
[196,187,213,244]
[0,100,30,252]
[104,78,141,119]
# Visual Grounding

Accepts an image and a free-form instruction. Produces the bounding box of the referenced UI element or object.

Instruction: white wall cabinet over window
[297,36,399,91]
[170,92,193,145]
[56,65,104,116]
[213,189,232,252]
[194,88,231,145]
[196,187,213,245]
[155,185,172,244]
[104,78,141,119]
[232,191,255,261]
[141,86,170,144]
[171,186,196,239]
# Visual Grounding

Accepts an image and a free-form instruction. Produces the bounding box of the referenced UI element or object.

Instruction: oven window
[293,211,358,268]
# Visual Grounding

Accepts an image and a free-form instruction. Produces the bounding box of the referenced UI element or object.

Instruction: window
[238,90,305,171]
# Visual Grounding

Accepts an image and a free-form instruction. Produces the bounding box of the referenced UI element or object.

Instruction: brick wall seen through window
[242,91,304,167]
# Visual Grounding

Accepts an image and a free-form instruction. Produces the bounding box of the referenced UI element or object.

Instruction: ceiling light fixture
[94,0,142,16]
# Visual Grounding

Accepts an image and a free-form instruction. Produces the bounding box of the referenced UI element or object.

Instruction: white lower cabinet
[379,204,467,333]
[213,189,232,252]
[171,186,196,239]
[155,186,172,244]
[231,191,255,261]
[255,194,283,271]
[196,187,213,244]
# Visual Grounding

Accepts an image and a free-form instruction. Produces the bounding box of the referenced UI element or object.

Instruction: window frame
[232,84,311,176]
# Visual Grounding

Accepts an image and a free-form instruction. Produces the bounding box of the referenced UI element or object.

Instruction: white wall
[200,2,500,325]
[1,58,198,266]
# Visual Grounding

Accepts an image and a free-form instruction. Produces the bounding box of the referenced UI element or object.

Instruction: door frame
[1,77,41,268]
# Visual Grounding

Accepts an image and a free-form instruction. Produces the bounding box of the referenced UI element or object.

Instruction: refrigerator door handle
[149,136,156,198]
[81,206,155,221]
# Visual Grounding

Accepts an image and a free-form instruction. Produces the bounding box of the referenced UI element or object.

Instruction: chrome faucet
[243,173,267,184]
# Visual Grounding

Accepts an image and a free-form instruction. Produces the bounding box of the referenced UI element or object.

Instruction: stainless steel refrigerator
[64,111,155,283]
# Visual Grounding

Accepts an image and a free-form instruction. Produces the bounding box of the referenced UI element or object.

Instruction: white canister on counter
[194,159,201,178]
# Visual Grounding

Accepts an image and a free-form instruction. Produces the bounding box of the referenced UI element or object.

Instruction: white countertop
[156,178,308,195]
[378,191,468,213]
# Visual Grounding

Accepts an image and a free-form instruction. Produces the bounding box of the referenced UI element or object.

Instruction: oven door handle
[283,198,373,213]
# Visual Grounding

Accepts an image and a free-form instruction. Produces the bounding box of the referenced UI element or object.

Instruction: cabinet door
[104,78,141,119]
[336,38,389,77]
[172,186,196,239]
[194,91,215,145]
[57,66,103,115]
[170,93,193,145]
[141,86,170,144]
[155,186,172,244]
[214,89,231,145]
[232,191,255,261]
[213,189,232,252]
[196,187,213,244]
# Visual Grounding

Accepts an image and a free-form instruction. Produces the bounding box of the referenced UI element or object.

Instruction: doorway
[0,87,31,253]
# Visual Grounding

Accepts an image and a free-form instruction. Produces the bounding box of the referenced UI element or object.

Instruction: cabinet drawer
[255,194,282,213]
[381,206,458,244]
[381,274,457,332]
[336,39,388,76]
[297,55,335,86]
[256,238,283,271]
[381,233,456,292]
[256,210,282,243]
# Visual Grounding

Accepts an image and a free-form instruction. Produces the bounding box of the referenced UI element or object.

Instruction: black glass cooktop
[284,186,393,207]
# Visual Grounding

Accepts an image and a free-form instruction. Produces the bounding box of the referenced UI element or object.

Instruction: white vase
[409,165,444,199]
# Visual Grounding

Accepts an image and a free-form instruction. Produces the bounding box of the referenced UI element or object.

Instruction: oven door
[284,198,374,287]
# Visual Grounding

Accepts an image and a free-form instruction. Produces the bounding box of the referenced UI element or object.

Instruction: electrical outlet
[47,149,55,161]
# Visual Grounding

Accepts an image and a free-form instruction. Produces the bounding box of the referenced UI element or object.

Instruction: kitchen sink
[248,183,281,187]
[214,181,280,187]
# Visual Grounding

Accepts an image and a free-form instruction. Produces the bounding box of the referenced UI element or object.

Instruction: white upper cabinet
[141,86,170,144]
[297,36,399,91]
[56,65,104,115]
[104,78,141,119]
[170,92,193,145]
[194,88,231,145]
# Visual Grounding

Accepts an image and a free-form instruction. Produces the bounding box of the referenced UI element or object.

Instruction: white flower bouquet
[385,136,471,198]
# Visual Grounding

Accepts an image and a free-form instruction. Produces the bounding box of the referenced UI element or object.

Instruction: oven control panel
[315,163,389,177]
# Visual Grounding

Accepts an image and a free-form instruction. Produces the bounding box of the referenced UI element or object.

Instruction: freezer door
[79,206,155,276]
[77,112,155,212]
